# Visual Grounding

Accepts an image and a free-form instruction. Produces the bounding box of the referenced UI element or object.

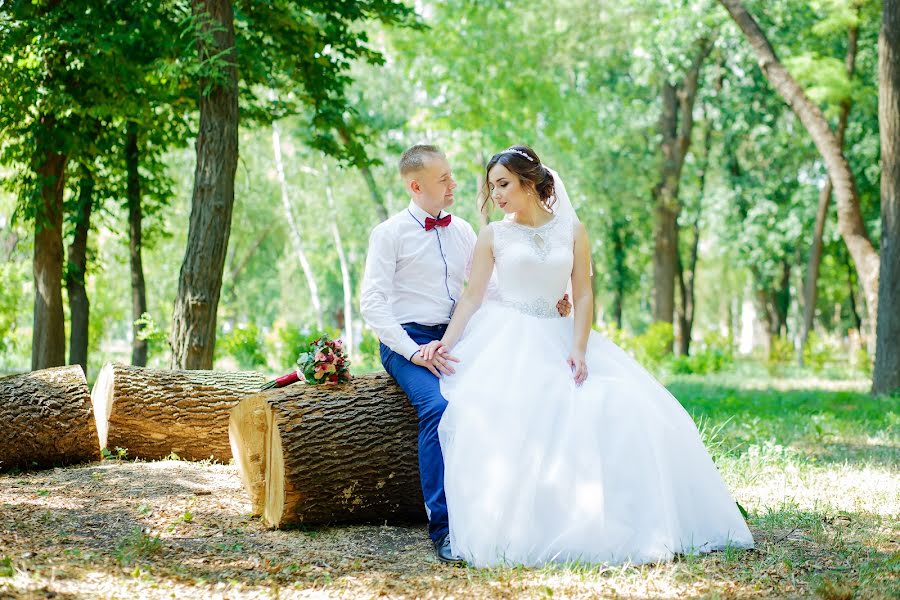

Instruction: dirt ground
[0,458,893,599]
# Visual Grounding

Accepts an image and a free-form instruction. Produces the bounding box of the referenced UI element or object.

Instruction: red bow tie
[424,214,452,231]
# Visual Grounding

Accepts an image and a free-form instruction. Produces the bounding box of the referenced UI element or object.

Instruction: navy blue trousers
[380,322,449,542]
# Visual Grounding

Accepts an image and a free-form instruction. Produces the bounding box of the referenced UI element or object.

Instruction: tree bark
[270,120,324,329]
[719,0,881,330]
[611,218,625,330]
[229,373,424,528]
[31,115,68,371]
[873,0,900,395]
[90,362,265,461]
[126,121,149,367]
[676,115,711,356]
[66,166,93,374]
[170,0,239,369]
[800,18,859,362]
[652,37,713,335]
[0,366,100,471]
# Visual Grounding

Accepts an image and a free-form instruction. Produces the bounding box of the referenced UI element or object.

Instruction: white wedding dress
[437,207,754,567]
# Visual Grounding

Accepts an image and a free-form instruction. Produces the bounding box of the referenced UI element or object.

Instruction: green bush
[802,331,836,373]
[671,332,735,375]
[766,336,794,375]
[354,328,383,373]
[274,323,341,370]
[218,323,267,370]
[629,322,674,369]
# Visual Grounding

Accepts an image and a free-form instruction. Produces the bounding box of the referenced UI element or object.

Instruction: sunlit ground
[0,374,897,599]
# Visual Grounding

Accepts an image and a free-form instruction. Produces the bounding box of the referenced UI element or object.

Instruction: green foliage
[218,324,267,370]
[629,322,675,370]
[354,329,383,373]
[101,447,128,461]
[766,336,796,375]
[274,324,340,372]
[133,313,169,361]
[0,261,28,365]
[671,333,735,375]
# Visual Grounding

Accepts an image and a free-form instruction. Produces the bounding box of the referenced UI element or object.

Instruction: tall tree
[718,0,881,333]
[170,0,239,369]
[873,0,900,395]
[800,10,860,361]
[65,164,94,373]
[126,122,149,367]
[168,0,417,368]
[652,36,714,333]
[31,116,68,370]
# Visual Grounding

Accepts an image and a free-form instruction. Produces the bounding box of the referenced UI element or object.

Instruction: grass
[0,373,897,598]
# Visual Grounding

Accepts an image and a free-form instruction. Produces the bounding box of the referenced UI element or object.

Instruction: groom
[360,144,568,564]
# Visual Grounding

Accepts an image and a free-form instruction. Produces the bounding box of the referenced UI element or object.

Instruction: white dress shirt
[361,201,479,360]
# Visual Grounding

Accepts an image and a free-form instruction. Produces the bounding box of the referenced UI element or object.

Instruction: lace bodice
[490,211,574,318]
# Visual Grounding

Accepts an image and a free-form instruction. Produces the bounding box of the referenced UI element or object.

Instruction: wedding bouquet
[297,335,351,385]
[260,334,351,390]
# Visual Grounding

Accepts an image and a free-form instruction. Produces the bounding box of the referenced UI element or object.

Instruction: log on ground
[0,366,100,471]
[229,372,424,528]
[91,363,265,461]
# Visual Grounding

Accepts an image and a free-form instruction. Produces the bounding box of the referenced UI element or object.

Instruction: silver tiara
[503,148,534,162]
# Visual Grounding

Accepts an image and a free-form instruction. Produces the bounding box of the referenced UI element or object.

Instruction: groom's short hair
[399,144,444,177]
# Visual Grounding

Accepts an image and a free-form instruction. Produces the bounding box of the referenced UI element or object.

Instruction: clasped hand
[412,340,459,378]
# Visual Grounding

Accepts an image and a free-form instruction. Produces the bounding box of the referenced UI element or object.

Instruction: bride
[420,145,754,567]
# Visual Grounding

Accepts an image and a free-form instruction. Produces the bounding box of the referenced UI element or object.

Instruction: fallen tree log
[229,372,425,528]
[91,363,265,461]
[0,366,100,471]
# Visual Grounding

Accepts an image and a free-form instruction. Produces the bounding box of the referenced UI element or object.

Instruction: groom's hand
[557,293,571,317]
[411,345,459,378]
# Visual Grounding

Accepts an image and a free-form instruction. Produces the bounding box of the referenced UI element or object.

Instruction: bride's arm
[568,222,593,384]
[422,226,495,359]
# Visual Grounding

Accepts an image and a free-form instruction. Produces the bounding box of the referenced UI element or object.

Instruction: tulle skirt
[438,301,754,567]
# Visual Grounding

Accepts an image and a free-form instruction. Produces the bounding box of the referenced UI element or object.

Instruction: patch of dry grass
[0,376,897,599]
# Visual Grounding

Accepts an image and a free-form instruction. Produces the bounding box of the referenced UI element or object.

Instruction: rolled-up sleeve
[360,225,421,361]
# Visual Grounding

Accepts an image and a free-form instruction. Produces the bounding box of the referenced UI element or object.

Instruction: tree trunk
[846,249,863,333]
[126,121,149,367]
[873,0,900,395]
[0,366,100,471]
[270,120,324,330]
[66,166,93,374]
[170,0,239,369]
[90,362,265,461]
[31,115,67,371]
[719,0,880,330]
[610,215,627,329]
[773,261,791,337]
[229,373,424,528]
[800,18,859,363]
[652,37,713,335]
[676,115,711,356]
[325,164,354,357]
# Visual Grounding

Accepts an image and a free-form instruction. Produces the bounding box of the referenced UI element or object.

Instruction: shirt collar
[407,200,447,225]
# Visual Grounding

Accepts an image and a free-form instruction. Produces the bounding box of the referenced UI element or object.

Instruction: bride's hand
[567,351,588,386]
[420,340,444,361]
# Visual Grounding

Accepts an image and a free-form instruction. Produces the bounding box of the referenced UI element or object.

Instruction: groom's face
[410,156,457,215]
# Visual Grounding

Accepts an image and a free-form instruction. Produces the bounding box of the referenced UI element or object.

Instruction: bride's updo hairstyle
[481,145,556,214]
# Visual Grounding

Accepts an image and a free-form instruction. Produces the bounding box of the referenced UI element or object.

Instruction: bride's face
[488,164,535,215]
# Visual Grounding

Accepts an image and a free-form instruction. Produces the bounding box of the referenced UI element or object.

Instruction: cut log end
[229,374,426,529]
[90,362,115,450]
[0,365,100,471]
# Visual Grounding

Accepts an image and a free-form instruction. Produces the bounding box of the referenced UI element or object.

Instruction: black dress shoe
[433,533,465,565]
